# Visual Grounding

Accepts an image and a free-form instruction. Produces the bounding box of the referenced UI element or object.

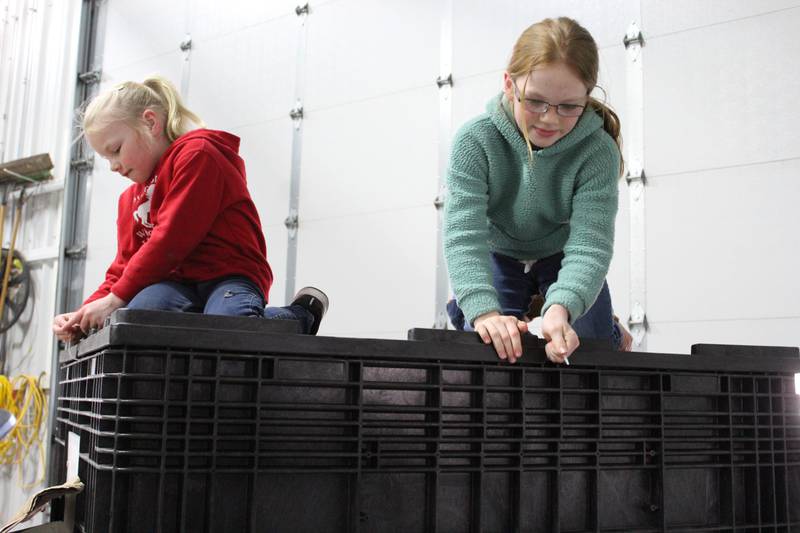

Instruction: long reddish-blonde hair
[507,17,623,174]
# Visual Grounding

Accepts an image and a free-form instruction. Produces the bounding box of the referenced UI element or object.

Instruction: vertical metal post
[0,1,14,162]
[179,1,194,99]
[179,35,192,99]
[12,0,35,155]
[48,0,106,485]
[284,3,309,304]
[624,22,647,349]
[433,0,453,329]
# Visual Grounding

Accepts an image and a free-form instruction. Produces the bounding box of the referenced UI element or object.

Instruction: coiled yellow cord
[0,374,47,488]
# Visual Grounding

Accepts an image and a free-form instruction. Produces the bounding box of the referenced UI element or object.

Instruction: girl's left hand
[541,304,579,364]
[63,293,127,336]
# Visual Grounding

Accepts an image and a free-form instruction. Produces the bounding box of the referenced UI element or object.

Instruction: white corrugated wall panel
[643,3,800,351]
[0,0,82,522]
[188,18,297,130]
[294,0,441,336]
[295,207,438,339]
[452,0,640,78]
[303,0,440,111]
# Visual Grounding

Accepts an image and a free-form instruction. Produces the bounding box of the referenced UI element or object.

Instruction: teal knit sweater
[444,93,620,325]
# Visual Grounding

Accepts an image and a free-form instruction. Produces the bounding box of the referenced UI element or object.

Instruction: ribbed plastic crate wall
[53,311,800,533]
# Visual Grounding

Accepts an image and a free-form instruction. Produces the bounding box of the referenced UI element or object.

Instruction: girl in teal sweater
[444,17,630,364]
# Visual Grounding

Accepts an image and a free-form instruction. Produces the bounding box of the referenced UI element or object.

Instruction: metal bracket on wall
[284,209,299,239]
[433,186,445,210]
[436,74,453,88]
[64,245,87,259]
[295,3,309,16]
[623,28,645,48]
[179,33,193,96]
[289,104,304,123]
[625,163,646,201]
[77,69,101,85]
[69,156,94,172]
[625,167,646,185]
[627,301,648,343]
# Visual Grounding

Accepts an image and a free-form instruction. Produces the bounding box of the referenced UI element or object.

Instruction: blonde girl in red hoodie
[53,76,326,341]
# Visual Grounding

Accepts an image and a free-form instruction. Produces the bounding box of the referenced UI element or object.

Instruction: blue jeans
[127,276,315,333]
[447,252,623,349]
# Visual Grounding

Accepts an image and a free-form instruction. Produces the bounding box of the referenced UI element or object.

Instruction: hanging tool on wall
[0,154,53,373]
[0,154,53,185]
[0,189,27,328]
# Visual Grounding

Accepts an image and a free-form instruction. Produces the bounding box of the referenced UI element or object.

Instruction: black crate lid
[60,309,800,374]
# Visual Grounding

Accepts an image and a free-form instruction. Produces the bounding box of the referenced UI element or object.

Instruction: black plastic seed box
[53,309,800,532]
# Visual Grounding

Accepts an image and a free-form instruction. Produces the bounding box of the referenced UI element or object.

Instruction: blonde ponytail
[83,75,204,142]
[141,77,204,142]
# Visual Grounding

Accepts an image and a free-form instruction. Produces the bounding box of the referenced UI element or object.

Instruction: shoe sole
[294,286,329,311]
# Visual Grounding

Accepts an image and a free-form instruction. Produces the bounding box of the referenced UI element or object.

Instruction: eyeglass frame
[512,82,587,118]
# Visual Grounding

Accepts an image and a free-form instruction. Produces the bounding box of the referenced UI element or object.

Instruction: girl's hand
[61,293,127,338]
[541,304,579,363]
[617,320,633,351]
[474,311,529,363]
[53,312,83,342]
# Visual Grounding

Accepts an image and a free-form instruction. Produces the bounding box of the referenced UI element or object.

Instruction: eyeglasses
[512,83,586,117]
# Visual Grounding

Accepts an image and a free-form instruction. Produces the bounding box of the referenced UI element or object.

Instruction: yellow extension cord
[0,374,47,488]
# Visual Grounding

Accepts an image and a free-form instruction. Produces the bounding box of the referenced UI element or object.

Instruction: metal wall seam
[434,0,453,329]
[0,1,10,160]
[0,0,23,161]
[284,3,310,304]
[48,0,106,486]
[624,21,647,349]
[21,0,47,155]
[179,0,194,99]
[56,0,105,314]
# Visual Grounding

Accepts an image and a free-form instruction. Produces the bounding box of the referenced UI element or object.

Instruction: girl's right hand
[541,304,579,363]
[52,312,83,342]
[473,311,528,363]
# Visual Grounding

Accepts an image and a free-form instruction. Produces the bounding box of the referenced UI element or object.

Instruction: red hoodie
[85,129,273,305]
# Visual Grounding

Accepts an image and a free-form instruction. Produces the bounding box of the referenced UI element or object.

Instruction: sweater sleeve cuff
[110,280,138,304]
[459,290,501,326]
[541,288,586,325]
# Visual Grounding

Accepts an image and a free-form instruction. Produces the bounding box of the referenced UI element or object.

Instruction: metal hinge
[64,245,87,259]
[433,311,448,330]
[289,106,304,121]
[625,167,646,186]
[436,74,453,88]
[627,301,648,348]
[284,209,299,238]
[180,36,192,52]
[70,156,94,171]
[627,304,648,329]
[433,186,446,209]
[623,27,645,48]
[78,69,101,85]
[295,3,309,16]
